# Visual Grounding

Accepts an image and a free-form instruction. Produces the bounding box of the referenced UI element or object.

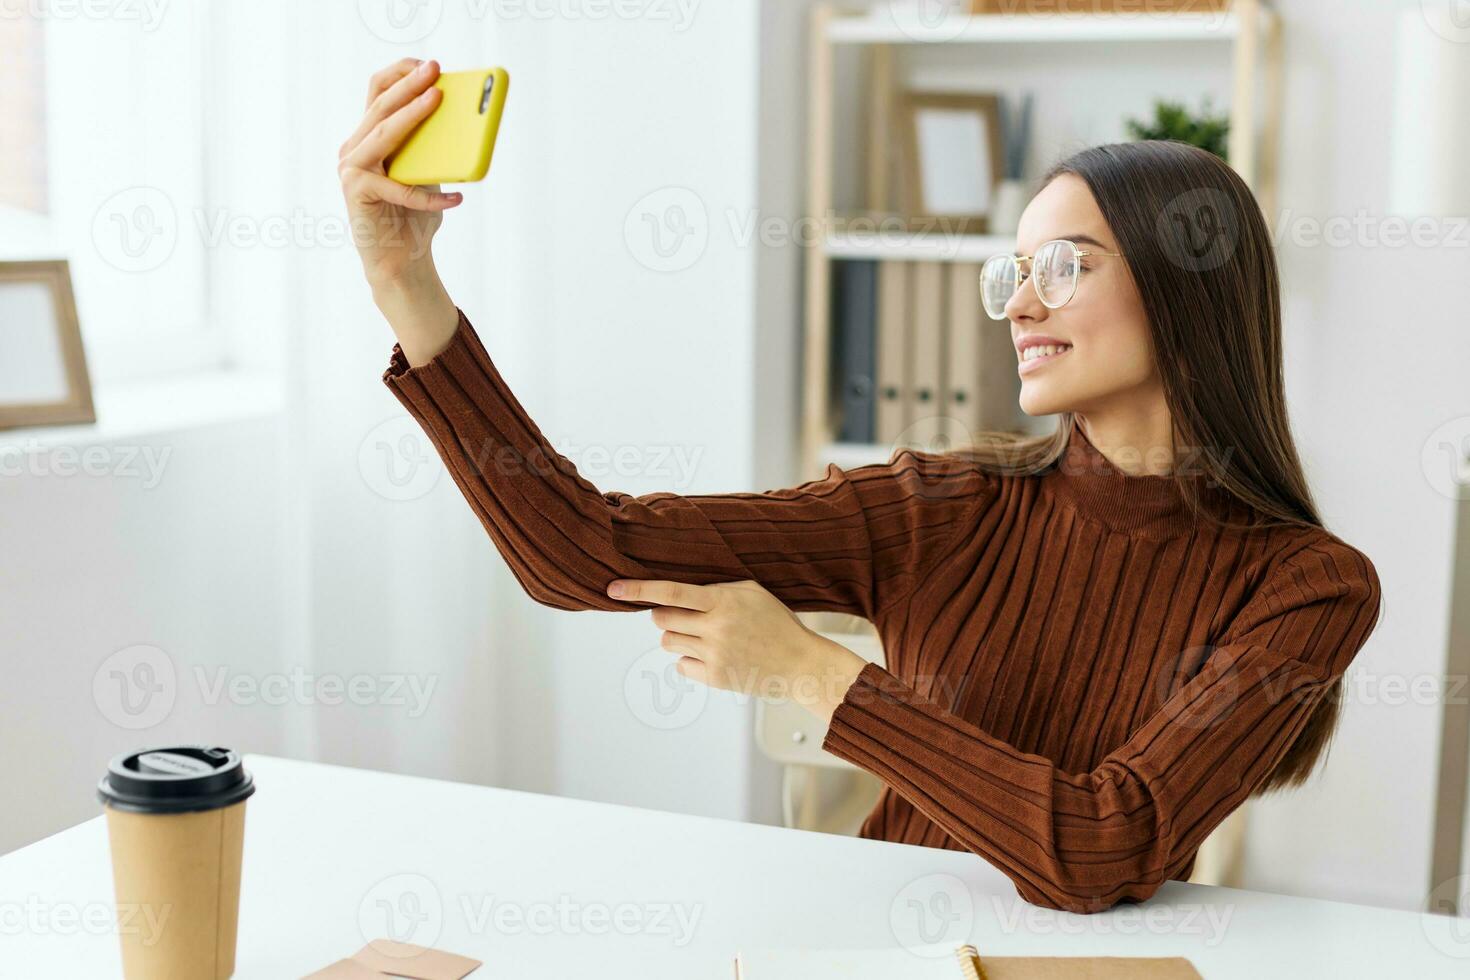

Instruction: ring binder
[956,943,987,980]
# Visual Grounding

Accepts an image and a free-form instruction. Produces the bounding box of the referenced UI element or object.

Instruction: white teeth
[1022,344,1071,361]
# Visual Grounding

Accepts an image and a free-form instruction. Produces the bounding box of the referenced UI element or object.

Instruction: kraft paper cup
[98,746,255,980]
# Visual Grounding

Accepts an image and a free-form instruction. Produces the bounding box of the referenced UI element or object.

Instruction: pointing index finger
[608,579,714,611]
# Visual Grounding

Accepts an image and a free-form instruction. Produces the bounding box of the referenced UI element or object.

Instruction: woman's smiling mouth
[1016,336,1073,376]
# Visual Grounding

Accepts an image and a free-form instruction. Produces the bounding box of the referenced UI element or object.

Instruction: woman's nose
[1005,274,1047,323]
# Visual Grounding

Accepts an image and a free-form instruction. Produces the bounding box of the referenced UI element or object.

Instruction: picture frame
[898,92,1005,234]
[0,260,95,430]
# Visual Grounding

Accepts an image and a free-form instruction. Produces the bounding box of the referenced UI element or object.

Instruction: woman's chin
[1018,385,1066,418]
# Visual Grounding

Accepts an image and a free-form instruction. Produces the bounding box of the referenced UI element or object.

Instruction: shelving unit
[825,9,1244,44]
[800,0,1282,479]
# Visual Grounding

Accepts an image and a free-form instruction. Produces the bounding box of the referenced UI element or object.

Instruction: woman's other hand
[608,578,869,724]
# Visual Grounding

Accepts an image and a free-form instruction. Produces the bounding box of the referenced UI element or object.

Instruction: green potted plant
[1124,97,1230,159]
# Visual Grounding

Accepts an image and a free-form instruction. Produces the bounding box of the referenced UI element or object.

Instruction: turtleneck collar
[1040,423,1244,537]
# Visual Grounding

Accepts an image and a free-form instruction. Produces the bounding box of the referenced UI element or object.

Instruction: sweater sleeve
[821,537,1383,914]
[381,309,992,619]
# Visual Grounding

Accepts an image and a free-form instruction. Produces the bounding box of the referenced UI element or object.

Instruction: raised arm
[821,538,1383,913]
[382,309,993,618]
[339,59,993,620]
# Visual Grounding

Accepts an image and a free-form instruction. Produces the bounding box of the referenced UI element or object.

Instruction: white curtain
[260,2,546,786]
[231,0,784,821]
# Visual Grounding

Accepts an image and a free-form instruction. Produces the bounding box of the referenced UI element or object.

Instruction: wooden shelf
[824,228,1014,263]
[799,1,1282,481]
[826,11,1247,45]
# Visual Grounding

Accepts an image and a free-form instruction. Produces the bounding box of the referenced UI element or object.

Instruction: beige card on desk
[301,939,482,980]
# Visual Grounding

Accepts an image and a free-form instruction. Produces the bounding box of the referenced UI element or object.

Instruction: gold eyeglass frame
[980,238,1123,320]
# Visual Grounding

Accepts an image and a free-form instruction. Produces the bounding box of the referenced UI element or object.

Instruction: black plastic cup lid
[98,746,256,815]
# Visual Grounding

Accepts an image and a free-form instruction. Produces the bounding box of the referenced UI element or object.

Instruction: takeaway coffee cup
[97,746,255,980]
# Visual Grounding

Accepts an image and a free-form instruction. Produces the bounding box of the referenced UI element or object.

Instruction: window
[0,16,47,214]
[0,7,217,383]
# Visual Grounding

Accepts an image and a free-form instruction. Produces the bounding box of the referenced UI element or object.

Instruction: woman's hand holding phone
[339,58,461,367]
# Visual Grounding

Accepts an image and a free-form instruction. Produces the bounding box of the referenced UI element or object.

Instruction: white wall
[0,414,291,853]
[1232,0,1470,912]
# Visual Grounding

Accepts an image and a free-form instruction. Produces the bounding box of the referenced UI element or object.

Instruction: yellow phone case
[386,67,509,185]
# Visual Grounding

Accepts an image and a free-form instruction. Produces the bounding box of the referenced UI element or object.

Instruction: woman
[340,59,1382,914]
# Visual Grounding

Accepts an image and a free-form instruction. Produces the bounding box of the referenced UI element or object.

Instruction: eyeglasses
[979,239,1123,320]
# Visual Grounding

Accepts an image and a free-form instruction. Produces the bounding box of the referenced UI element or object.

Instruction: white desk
[0,755,1462,978]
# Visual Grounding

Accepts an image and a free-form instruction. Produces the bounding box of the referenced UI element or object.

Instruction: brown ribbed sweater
[383,310,1383,914]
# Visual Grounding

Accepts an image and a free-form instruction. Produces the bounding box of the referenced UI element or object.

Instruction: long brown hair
[959,140,1337,794]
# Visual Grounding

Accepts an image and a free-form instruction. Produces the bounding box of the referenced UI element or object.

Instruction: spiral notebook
[732,942,1203,979]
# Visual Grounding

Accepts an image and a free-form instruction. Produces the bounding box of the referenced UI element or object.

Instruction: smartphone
[386,67,509,185]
